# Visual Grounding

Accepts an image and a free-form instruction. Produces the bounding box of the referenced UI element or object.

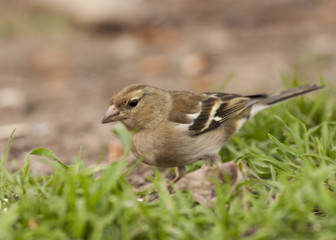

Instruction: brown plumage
[102,84,323,182]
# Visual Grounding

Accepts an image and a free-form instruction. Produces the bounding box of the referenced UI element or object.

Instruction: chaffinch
[102,84,322,182]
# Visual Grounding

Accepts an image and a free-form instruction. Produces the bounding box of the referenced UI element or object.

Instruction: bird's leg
[149,166,186,201]
[173,166,186,183]
[166,166,186,194]
[209,155,222,166]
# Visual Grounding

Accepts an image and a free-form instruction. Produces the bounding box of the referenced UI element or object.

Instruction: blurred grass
[0,4,70,38]
[1,76,336,239]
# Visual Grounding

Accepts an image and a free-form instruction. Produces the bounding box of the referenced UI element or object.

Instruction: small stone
[110,35,142,59]
[141,56,169,75]
[33,121,54,137]
[180,54,209,77]
[0,88,25,108]
[0,123,30,140]
[32,0,150,25]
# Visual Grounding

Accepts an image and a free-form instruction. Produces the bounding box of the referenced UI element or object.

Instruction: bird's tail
[248,84,324,116]
[258,84,323,105]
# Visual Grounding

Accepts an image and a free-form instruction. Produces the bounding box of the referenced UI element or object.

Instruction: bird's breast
[131,130,157,166]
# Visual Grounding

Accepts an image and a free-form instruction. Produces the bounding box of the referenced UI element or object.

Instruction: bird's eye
[129,99,138,107]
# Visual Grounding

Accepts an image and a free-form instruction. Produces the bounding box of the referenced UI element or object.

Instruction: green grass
[1,78,336,239]
[0,4,70,39]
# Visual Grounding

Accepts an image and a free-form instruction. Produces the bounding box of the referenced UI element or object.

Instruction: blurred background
[0,0,335,173]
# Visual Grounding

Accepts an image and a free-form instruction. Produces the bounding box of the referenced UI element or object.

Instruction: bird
[101,84,323,183]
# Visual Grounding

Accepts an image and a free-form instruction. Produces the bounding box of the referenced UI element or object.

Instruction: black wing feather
[189,93,261,136]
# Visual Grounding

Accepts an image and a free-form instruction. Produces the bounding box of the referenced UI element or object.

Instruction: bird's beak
[101,105,125,124]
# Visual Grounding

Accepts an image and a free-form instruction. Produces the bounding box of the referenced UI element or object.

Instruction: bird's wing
[168,91,265,136]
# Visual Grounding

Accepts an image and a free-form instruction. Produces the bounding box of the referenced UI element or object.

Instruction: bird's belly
[150,141,223,168]
[131,126,228,168]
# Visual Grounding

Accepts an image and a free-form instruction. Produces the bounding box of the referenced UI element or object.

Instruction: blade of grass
[112,123,131,156]
[30,148,68,169]
[268,133,301,157]
[2,129,15,168]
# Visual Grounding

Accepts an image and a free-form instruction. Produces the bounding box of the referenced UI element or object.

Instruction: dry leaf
[108,140,124,162]
[176,162,244,207]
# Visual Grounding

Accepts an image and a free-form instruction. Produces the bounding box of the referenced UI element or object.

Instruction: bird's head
[101,84,172,130]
